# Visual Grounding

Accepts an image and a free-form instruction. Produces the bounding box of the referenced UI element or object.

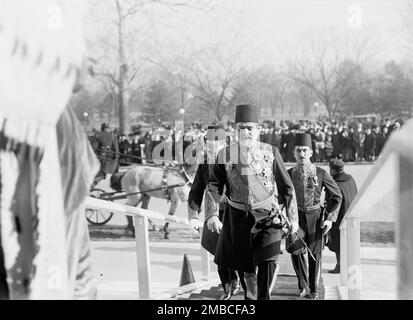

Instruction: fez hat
[207,124,225,141]
[207,124,224,130]
[235,104,258,123]
[294,133,312,148]
[329,158,345,171]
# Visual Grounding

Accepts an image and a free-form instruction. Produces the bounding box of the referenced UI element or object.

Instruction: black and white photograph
[0,0,413,307]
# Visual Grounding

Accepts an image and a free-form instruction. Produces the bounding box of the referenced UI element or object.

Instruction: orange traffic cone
[179,254,195,286]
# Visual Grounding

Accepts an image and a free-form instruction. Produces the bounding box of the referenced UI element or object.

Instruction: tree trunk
[117,10,129,134]
[303,102,310,117]
[324,97,333,118]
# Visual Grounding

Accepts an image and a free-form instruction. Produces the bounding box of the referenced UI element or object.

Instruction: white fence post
[346,217,361,300]
[397,154,413,299]
[340,224,348,287]
[134,215,152,299]
[200,226,211,281]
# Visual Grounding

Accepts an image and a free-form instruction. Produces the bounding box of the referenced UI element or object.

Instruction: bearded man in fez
[208,104,299,300]
[287,133,342,299]
[327,158,358,274]
[187,125,246,300]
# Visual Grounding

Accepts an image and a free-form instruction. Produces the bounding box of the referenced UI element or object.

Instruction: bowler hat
[329,158,345,171]
[235,104,258,123]
[294,133,312,148]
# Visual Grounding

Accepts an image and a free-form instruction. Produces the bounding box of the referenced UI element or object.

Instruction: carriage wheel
[86,188,114,225]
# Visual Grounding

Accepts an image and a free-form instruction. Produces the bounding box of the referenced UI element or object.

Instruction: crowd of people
[89,117,403,166]
[258,118,402,163]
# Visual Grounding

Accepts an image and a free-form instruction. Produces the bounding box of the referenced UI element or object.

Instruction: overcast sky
[149,0,406,60]
[87,0,409,68]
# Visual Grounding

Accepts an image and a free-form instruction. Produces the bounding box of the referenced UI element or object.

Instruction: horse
[113,163,197,239]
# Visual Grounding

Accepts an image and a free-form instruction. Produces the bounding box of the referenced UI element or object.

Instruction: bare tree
[286,28,378,117]
[293,79,314,117]
[87,0,217,133]
[399,0,413,57]
[187,43,259,121]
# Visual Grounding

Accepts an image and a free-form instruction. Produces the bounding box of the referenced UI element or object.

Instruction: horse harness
[161,165,193,201]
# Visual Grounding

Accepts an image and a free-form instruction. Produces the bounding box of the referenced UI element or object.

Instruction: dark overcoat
[327,172,358,253]
[96,131,119,175]
[288,165,342,255]
[209,143,298,273]
[187,163,222,255]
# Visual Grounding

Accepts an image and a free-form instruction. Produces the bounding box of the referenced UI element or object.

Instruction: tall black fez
[207,124,224,130]
[235,104,258,123]
[294,133,312,148]
[207,124,225,141]
[329,158,345,171]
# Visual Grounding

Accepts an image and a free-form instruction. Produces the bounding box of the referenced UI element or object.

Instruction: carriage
[85,150,195,234]
[86,178,189,226]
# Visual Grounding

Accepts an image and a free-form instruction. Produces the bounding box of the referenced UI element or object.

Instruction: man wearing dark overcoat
[187,125,245,300]
[208,104,299,300]
[287,133,342,299]
[327,158,358,273]
[96,123,119,179]
[363,126,376,161]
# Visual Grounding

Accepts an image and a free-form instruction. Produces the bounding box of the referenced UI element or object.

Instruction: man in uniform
[327,158,358,273]
[187,125,245,300]
[208,104,299,300]
[287,133,342,299]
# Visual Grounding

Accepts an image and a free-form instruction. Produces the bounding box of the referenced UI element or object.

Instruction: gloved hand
[321,220,333,236]
[291,221,299,234]
[207,216,222,234]
[189,219,200,233]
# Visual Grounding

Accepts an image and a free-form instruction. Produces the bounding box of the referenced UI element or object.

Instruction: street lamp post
[83,112,89,131]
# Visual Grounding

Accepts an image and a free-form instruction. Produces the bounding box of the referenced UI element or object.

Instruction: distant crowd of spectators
[258,118,402,163]
[89,117,404,165]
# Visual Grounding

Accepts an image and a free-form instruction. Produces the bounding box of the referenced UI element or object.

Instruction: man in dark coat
[118,133,132,165]
[327,158,358,273]
[208,105,298,300]
[340,130,353,162]
[280,129,289,161]
[131,131,143,164]
[332,129,341,158]
[95,123,119,179]
[287,133,342,299]
[286,127,297,162]
[363,127,376,161]
[187,125,245,300]
[373,125,386,157]
[352,123,365,161]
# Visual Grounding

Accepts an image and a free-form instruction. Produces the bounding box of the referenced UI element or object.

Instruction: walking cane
[279,208,316,262]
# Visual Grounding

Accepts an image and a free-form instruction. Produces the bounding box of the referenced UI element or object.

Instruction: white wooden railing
[339,119,413,300]
[85,197,212,299]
